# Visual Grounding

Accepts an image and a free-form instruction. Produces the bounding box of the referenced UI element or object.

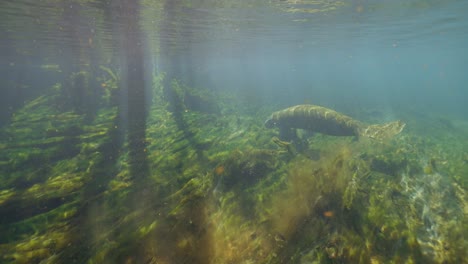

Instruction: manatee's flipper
[360,120,406,140]
[279,126,297,141]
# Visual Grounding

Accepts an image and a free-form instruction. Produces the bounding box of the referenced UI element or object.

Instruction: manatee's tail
[360,120,406,140]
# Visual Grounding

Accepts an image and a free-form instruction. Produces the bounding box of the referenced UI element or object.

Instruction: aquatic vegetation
[218,148,280,190]
[97,66,120,105]
[0,77,467,263]
[40,64,61,72]
[0,75,121,262]
[277,0,346,14]
[169,79,220,114]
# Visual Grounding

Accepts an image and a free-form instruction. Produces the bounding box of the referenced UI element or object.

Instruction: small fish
[214,165,225,175]
[323,211,334,218]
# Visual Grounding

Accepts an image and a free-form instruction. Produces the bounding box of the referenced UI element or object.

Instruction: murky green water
[0,1,467,263]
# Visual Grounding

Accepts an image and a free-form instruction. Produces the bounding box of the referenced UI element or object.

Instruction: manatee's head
[264,116,276,128]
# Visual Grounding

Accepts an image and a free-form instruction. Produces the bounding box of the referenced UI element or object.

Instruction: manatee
[265,104,405,140]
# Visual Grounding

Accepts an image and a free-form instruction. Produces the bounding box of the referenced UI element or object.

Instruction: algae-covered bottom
[0,79,467,263]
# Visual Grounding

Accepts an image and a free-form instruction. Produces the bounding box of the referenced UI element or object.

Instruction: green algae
[170,79,220,114]
[0,74,467,263]
[0,70,122,263]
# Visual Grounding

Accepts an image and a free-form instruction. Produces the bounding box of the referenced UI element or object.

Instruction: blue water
[168,1,468,117]
[1,0,467,120]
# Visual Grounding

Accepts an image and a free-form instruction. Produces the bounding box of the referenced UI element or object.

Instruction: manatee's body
[265,104,405,140]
